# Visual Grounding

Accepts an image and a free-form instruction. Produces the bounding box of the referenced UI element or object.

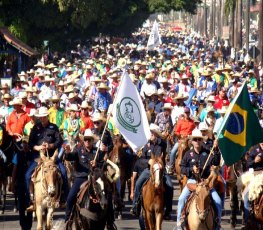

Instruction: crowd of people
[0,26,263,230]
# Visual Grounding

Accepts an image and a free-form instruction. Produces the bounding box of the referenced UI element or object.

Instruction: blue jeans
[176,179,222,228]
[133,169,150,206]
[65,177,87,221]
[169,142,179,167]
[25,159,69,206]
[243,187,250,223]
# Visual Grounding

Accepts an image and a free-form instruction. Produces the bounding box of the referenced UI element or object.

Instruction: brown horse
[33,149,62,230]
[175,137,191,191]
[142,155,164,230]
[185,182,216,230]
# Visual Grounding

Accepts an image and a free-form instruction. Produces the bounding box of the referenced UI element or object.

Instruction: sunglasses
[193,138,202,142]
[84,138,93,142]
[94,121,101,125]
[81,108,87,110]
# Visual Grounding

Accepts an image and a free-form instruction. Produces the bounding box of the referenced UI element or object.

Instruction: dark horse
[109,135,136,219]
[66,168,112,230]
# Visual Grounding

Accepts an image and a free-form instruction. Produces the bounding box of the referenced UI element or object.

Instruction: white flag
[147,20,162,51]
[112,73,151,152]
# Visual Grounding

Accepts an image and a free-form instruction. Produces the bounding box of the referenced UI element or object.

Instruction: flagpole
[93,71,127,162]
[201,80,247,176]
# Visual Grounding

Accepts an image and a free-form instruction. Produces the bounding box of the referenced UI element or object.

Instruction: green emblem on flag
[116,97,141,133]
[218,83,263,165]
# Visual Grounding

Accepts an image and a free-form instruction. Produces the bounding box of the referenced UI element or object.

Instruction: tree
[258,0,263,62]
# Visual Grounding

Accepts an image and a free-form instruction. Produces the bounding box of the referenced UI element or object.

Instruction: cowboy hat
[174,93,188,100]
[206,95,215,102]
[145,74,154,80]
[67,104,79,112]
[80,101,91,109]
[25,86,36,93]
[109,73,119,79]
[157,88,166,96]
[10,97,23,106]
[248,69,255,75]
[97,83,110,91]
[199,122,209,131]
[19,91,27,99]
[190,129,205,139]
[92,113,106,122]
[50,94,62,102]
[2,94,13,100]
[83,129,97,139]
[92,77,102,83]
[202,70,212,77]
[64,85,74,93]
[35,106,49,117]
[149,123,163,138]
[58,80,64,86]
[68,92,76,100]
[18,71,27,77]
[29,109,37,117]
[44,76,55,82]
[181,74,189,80]
[162,103,173,110]
[34,61,45,68]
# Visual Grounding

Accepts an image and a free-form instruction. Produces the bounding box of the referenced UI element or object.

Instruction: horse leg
[155,212,163,230]
[36,205,43,230]
[230,185,238,228]
[145,211,154,230]
[46,207,54,230]
[1,182,6,214]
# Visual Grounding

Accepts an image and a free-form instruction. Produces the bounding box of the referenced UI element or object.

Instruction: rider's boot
[26,193,35,212]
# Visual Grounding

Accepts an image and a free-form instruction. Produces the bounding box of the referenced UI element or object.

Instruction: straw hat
[202,70,212,77]
[190,129,205,139]
[97,83,110,91]
[157,88,166,96]
[206,95,215,102]
[67,104,79,112]
[25,86,36,93]
[92,77,102,83]
[174,93,188,100]
[2,94,13,100]
[199,122,209,131]
[58,80,64,86]
[35,107,49,117]
[181,74,189,80]
[50,94,62,102]
[34,61,44,68]
[10,97,23,106]
[162,103,173,110]
[80,101,91,109]
[44,76,55,82]
[149,123,163,138]
[248,69,255,75]
[92,113,106,122]
[68,92,76,100]
[83,129,96,139]
[145,74,154,80]
[64,85,74,93]
[19,91,27,99]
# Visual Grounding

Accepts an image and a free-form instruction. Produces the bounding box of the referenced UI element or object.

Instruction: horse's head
[150,155,164,190]
[194,182,211,221]
[91,168,108,210]
[41,149,60,197]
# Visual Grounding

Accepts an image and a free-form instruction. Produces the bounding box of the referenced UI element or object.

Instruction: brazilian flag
[218,82,263,165]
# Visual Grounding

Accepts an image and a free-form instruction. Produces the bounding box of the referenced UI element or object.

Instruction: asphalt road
[0,177,244,230]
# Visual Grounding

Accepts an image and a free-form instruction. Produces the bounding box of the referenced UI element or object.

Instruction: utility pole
[245,0,250,52]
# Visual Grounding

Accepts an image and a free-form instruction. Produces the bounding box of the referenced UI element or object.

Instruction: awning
[0,27,38,57]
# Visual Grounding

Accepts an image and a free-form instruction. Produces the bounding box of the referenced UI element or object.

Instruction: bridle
[150,161,164,188]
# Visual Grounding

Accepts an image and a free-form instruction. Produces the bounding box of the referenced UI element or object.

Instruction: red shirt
[214,95,230,109]
[23,101,35,114]
[175,118,195,137]
[6,111,30,136]
[80,114,93,132]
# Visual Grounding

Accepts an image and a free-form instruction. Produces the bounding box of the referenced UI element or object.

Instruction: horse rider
[175,128,222,230]
[167,106,195,174]
[243,142,263,224]
[130,123,173,220]
[64,129,105,223]
[25,106,68,211]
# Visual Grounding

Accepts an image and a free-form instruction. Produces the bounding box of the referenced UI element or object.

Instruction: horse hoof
[13,208,17,213]
[118,214,122,220]
[1,211,4,215]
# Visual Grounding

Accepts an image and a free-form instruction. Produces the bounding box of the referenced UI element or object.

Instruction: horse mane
[248,173,263,202]
[236,171,254,194]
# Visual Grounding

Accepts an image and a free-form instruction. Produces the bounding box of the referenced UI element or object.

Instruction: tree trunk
[229,4,235,47]
[235,0,242,49]
[245,0,250,51]
[258,0,263,62]
[217,0,222,38]
[204,0,208,37]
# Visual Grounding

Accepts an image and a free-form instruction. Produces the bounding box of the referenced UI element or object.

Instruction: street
[0,177,244,230]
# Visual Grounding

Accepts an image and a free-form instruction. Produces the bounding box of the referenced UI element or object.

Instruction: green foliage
[0,0,200,51]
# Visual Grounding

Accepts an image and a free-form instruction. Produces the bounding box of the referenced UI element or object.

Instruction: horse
[175,137,191,191]
[109,135,136,219]
[184,181,216,230]
[0,158,7,214]
[223,160,245,228]
[142,154,165,230]
[237,171,263,229]
[33,149,62,230]
[67,167,112,230]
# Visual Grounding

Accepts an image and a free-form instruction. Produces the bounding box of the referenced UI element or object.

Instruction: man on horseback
[175,129,222,230]
[243,143,263,225]
[64,129,105,223]
[25,106,68,211]
[130,123,173,220]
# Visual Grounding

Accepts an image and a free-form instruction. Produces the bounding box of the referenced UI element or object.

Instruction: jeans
[132,169,173,214]
[243,186,250,223]
[65,177,87,221]
[169,142,179,167]
[25,159,69,206]
[176,179,222,228]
